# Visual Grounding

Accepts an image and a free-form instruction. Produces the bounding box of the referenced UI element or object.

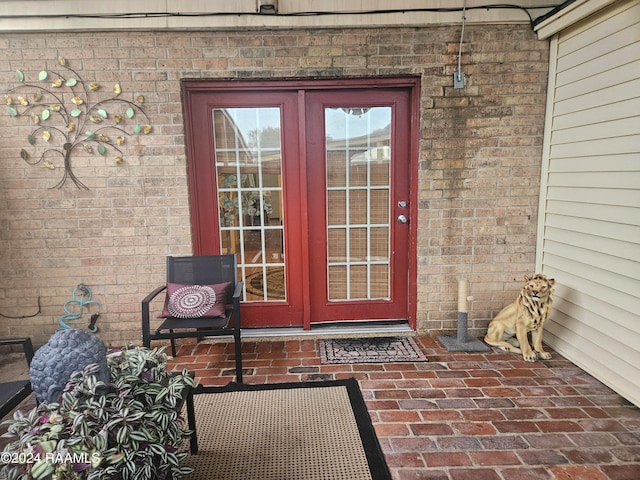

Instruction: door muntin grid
[325,107,392,301]
[213,107,286,302]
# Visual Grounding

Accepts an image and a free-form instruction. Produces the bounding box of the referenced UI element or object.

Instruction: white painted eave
[0,0,565,32]
[533,0,620,39]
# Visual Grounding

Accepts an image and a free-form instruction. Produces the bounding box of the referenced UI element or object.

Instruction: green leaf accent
[71,109,82,117]
[98,109,108,118]
[20,149,30,161]
[132,124,141,134]
[98,144,106,155]
[41,109,50,121]
[31,458,55,480]
[125,107,135,119]
[85,131,96,139]
[38,71,48,81]
[128,431,148,442]
[27,134,36,145]
[66,78,77,87]
[7,106,18,116]
[16,70,24,82]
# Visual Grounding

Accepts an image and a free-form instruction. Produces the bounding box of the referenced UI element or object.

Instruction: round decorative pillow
[168,284,217,318]
[159,282,232,319]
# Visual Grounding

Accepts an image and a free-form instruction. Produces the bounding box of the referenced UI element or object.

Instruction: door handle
[397,215,408,224]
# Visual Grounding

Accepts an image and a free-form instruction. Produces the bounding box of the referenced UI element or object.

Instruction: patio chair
[0,337,35,419]
[142,254,244,383]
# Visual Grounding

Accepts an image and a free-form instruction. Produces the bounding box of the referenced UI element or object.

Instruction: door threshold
[241,321,414,340]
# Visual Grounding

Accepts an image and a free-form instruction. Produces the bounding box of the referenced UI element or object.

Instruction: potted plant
[0,346,195,480]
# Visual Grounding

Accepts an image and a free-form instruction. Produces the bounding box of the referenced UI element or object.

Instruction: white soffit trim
[534,0,620,39]
[0,0,563,32]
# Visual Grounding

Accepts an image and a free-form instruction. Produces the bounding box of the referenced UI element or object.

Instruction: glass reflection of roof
[350,146,391,164]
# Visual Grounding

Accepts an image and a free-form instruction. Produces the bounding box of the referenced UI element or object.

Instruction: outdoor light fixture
[257,0,278,14]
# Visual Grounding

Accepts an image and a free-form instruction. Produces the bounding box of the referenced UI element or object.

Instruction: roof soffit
[0,0,566,32]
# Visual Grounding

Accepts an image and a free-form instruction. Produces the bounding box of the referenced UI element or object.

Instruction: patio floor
[168,335,640,480]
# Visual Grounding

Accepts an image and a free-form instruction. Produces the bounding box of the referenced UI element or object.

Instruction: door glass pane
[213,107,286,302]
[325,107,391,301]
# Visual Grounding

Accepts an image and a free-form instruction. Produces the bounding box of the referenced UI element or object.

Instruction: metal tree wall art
[5,56,152,189]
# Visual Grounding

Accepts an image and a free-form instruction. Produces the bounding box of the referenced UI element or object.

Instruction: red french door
[305,90,412,323]
[183,88,305,327]
[182,79,417,329]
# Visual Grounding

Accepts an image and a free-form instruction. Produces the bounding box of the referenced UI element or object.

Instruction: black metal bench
[0,338,35,419]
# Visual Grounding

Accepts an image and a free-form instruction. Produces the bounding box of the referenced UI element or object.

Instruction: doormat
[186,378,391,480]
[319,336,427,364]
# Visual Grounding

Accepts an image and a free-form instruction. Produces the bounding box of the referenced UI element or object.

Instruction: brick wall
[0,26,549,346]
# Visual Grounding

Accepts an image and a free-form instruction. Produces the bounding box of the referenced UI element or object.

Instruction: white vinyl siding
[537,0,640,407]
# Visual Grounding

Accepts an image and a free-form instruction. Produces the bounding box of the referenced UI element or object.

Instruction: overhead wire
[0,4,561,29]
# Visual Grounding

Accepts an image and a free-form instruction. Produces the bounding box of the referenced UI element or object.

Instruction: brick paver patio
[168,336,640,480]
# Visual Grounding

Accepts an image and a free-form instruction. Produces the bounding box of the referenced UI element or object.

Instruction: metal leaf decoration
[5,57,152,189]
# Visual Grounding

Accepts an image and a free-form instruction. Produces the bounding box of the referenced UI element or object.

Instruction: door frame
[181,77,420,330]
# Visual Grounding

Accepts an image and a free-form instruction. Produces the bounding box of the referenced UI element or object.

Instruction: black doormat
[319,336,427,364]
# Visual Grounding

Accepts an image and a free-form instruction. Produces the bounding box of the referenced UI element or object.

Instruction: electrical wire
[0,4,561,29]
[0,296,41,319]
[457,0,468,79]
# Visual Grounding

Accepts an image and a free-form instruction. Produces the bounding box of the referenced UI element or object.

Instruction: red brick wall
[0,26,549,346]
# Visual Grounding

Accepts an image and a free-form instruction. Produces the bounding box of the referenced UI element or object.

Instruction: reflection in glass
[328,229,346,262]
[327,190,346,225]
[325,107,392,301]
[214,107,286,302]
